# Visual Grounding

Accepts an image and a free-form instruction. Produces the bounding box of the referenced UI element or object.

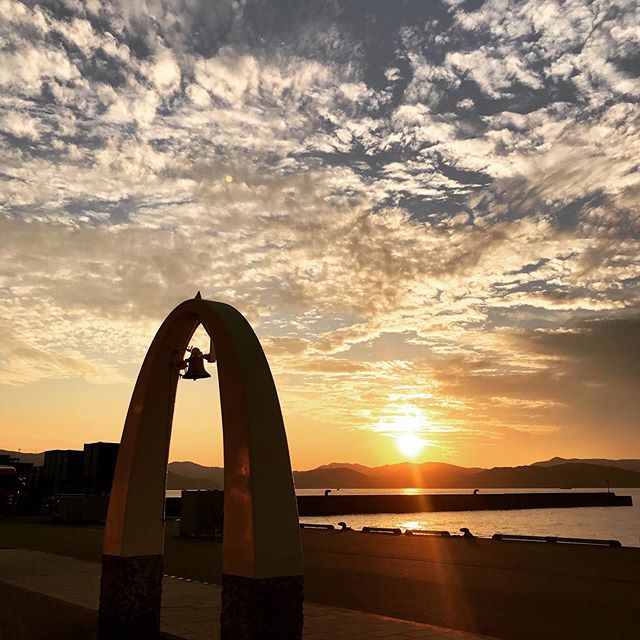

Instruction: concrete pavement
[0,549,496,640]
[2,519,640,638]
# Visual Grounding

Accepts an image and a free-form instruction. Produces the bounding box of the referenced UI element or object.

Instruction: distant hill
[168,461,377,489]
[533,457,640,473]
[169,458,640,489]
[314,462,374,475]
[313,461,482,487]
[169,461,224,486]
[364,462,483,487]
[166,471,221,490]
[293,467,375,489]
[469,462,640,488]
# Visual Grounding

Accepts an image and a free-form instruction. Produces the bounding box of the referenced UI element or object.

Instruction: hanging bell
[182,347,211,381]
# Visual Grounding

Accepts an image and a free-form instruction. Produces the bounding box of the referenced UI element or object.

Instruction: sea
[166,487,640,548]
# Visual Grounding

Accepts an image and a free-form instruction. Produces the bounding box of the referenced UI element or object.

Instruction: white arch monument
[97,296,303,639]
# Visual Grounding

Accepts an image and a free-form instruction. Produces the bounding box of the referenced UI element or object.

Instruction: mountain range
[3,449,640,489]
[166,458,640,489]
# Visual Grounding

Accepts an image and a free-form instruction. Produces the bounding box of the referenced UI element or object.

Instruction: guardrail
[492,533,622,547]
[299,523,624,547]
[300,523,335,530]
[362,526,402,535]
[405,529,451,537]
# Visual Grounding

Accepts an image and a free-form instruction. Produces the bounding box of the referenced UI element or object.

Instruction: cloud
[0,322,125,385]
[262,336,312,356]
[512,315,640,384]
[1,110,40,139]
[0,0,638,460]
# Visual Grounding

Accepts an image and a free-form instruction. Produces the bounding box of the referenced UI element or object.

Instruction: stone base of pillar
[221,573,303,640]
[97,554,163,640]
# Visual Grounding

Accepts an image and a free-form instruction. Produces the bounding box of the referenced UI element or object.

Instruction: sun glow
[372,401,446,460]
[396,434,426,457]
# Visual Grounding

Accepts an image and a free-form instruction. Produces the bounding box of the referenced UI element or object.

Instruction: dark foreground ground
[0,581,96,640]
[0,582,180,640]
[1,517,639,640]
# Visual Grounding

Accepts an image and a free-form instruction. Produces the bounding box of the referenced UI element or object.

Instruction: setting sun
[396,434,426,458]
[373,402,436,460]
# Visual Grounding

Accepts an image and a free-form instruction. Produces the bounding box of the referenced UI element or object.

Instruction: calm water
[298,488,640,548]
[167,487,640,547]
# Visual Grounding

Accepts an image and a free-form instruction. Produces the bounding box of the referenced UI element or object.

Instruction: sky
[1,0,639,470]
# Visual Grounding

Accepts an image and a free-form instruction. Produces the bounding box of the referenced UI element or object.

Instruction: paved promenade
[2,520,639,638]
[0,549,495,640]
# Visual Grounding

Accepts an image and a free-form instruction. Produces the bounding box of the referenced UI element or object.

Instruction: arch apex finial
[195,290,202,299]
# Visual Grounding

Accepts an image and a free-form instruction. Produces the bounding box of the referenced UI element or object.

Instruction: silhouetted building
[43,449,84,494]
[0,465,20,514]
[25,464,43,493]
[83,442,119,495]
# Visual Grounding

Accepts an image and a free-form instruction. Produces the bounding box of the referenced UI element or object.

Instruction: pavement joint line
[165,574,212,586]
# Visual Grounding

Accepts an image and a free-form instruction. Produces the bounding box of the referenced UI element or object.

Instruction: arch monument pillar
[97,297,303,639]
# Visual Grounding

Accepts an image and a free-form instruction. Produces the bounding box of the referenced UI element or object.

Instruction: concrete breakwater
[295,492,632,516]
[164,491,632,519]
